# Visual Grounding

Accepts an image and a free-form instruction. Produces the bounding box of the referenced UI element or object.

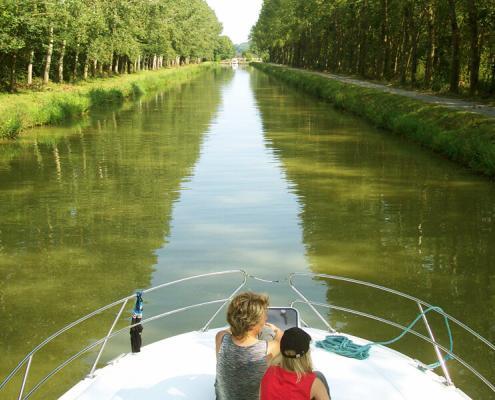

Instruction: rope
[316,306,453,370]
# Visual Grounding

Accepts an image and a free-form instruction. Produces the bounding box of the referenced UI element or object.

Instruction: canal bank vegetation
[0,0,234,94]
[0,69,230,398]
[0,64,214,139]
[0,0,237,139]
[251,0,495,98]
[253,63,495,177]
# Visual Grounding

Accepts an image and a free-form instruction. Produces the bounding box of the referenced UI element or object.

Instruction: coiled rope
[316,306,453,370]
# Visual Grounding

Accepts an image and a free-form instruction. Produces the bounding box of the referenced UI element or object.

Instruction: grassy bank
[253,63,495,177]
[0,63,213,139]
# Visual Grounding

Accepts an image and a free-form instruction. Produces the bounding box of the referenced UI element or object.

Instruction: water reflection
[0,70,231,397]
[1,66,494,399]
[251,70,495,397]
[151,68,306,283]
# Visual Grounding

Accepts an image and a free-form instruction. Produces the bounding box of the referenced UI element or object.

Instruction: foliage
[214,35,236,61]
[254,63,495,176]
[0,64,214,138]
[0,0,226,92]
[235,42,250,55]
[251,0,495,96]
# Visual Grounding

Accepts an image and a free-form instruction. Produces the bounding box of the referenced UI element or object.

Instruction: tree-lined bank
[0,0,234,92]
[0,63,214,139]
[251,0,495,96]
[253,63,495,177]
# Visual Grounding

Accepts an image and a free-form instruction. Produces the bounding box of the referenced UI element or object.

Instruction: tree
[214,36,235,60]
[0,0,225,91]
[251,0,495,95]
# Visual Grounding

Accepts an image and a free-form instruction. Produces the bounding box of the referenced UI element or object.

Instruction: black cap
[280,327,311,358]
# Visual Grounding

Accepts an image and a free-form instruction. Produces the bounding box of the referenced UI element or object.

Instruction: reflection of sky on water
[151,69,308,290]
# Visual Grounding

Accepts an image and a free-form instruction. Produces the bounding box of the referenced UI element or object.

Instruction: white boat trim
[1,270,494,399]
[60,328,472,400]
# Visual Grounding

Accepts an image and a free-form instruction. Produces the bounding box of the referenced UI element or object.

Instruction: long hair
[271,350,314,382]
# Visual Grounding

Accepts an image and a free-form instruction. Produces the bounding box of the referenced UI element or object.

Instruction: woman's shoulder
[215,330,231,353]
[216,330,230,339]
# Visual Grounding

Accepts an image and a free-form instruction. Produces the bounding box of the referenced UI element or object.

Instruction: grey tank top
[216,333,268,400]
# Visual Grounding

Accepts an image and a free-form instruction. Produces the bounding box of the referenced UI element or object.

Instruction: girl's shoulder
[264,365,280,374]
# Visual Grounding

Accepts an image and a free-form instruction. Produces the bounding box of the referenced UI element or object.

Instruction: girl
[260,327,331,400]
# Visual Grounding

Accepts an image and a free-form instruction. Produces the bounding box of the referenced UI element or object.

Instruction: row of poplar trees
[0,0,235,92]
[251,0,495,95]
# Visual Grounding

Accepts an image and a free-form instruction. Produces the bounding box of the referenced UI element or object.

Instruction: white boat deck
[60,328,470,400]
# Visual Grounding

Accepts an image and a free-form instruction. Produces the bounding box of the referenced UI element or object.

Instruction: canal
[0,66,494,398]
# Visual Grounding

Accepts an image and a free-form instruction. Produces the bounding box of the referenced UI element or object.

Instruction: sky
[205,0,263,44]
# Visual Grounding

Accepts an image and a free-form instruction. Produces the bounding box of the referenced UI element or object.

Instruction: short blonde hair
[272,350,314,382]
[227,292,269,338]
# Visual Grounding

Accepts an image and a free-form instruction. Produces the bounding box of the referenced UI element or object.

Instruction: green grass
[253,63,495,177]
[0,64,214,139]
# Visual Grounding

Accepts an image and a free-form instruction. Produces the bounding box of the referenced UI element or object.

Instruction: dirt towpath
[271,64,495,118]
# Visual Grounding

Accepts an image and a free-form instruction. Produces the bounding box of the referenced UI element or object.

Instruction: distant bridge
[220,57,262,65]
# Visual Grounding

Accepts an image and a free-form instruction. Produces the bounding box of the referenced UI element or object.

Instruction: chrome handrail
[2,270,494,398]
[23,299,231,400]
[0,269,247,398]
[289,272,495,352]
[289,273,495,394]
[290,300,495,393]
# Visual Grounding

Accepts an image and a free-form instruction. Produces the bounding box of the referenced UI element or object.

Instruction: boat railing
[1,270,494,398]
[288,272,495,394]
[0,269,248,400]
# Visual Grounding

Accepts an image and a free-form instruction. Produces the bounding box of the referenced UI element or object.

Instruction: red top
[260,365,316,400]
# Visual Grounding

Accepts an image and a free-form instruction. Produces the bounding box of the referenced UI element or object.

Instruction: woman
[260,327,331,400]
[215,292,282,400]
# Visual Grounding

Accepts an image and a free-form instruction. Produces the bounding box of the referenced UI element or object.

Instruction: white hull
[61,328,470,400]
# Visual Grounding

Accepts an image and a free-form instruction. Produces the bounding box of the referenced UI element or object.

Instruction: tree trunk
[44,25,54,84]
[114,55,119,74]
[491,54,495,94]
[27,50,34,85]
[9,53,17,93]
[380,0,390,78]
[424,3,435,86]
[410,29,420,85]
[109,52,114,74]
[399,4,410,84]
[447,0,460,93]
[83,58,89,80]
[408,4,419,85]
[357,0,369,77]
[73,43,79,81]
[58,39,66,82]
[466,0,480,95]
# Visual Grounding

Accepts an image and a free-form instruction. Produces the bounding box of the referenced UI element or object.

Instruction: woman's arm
[310,377,331,400]
[265,322,283,342]
[264,323,282,360]
[266,339,280,360]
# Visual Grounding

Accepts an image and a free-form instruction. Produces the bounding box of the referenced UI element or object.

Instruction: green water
[0,67,494,398]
